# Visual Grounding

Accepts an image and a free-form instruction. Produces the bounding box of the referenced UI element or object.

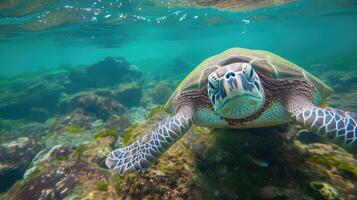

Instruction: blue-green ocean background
[1,0,357,76]
[1,0,357,199]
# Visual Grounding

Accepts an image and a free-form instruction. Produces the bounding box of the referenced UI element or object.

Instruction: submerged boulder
[67,57,142,92]
[0,137,41,192]
[5,161,116,200]
[3,131,119,200]
[112,82,143,108]
[283,141,357,200]
[59,92,126,119]
[23,145,74,179]
[0,79,64,122]
[148,81,174,105]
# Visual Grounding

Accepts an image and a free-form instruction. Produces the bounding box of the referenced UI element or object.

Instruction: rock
[126,106,151,124]
[281,141,357,200]
[67,57,142,92]
[310,181,340,200]
[86,57,140,87]
[0,79,64,121]
[0,57,143,123]
[104,115,131,133]
[112,82,143,107]
[258,186,296,199]
[44,128,94,150]
[23,145,74,179]
[72,131,117,166]
[59,92,126,119]
[5,161,116,200]
[44,112,97,149]
[148,81,174,105]
[49,110,95,132]
[0,137,41,192]
[3,131,119,199]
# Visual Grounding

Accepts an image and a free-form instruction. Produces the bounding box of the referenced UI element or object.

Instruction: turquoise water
[0,1,357,199]
[1,0,357,76]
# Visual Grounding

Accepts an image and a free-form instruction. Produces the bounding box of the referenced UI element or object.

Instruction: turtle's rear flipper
[286,96,356,146]
[106,107,193,174]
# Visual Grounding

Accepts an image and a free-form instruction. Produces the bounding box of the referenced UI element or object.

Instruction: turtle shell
[165,48,333,114]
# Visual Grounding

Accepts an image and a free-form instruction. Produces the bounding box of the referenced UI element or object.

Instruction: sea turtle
[106,48,356,174]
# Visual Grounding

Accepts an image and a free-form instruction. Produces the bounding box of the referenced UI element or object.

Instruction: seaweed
[96,181,109,191]
[94,129,118,139]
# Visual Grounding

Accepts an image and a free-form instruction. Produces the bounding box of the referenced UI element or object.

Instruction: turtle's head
[207,63,265,119]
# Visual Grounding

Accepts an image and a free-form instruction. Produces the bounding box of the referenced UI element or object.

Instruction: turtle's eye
[208,73,219,88]
[242,63,254,81]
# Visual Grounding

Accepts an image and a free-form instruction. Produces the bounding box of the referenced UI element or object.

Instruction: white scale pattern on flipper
[297,107,357,145]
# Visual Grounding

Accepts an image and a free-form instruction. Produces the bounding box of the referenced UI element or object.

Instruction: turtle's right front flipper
[286,94,357,147]
[106,106,193,174]
[295,107,356,146]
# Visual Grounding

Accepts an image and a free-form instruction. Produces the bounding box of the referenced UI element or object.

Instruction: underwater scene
[0,0,357,199]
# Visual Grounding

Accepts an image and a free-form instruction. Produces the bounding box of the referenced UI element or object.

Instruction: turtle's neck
[258,71,315,106]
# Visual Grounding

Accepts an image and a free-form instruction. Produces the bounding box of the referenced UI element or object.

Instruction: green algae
[96,181,109,192]
[94,129,117,139]
[309,155,357,176]
[148,106,164,118]
[73,145,89,158]
[110,174,124,195]
[65,124,82,133]
[122,124,139,146]
[310,181,341,200]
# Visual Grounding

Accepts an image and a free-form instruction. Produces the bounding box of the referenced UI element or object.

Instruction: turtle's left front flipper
[286,96,357,146]
[106,106,193,174]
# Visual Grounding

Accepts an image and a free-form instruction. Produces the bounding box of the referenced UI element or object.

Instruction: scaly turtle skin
[106,48,356,174]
